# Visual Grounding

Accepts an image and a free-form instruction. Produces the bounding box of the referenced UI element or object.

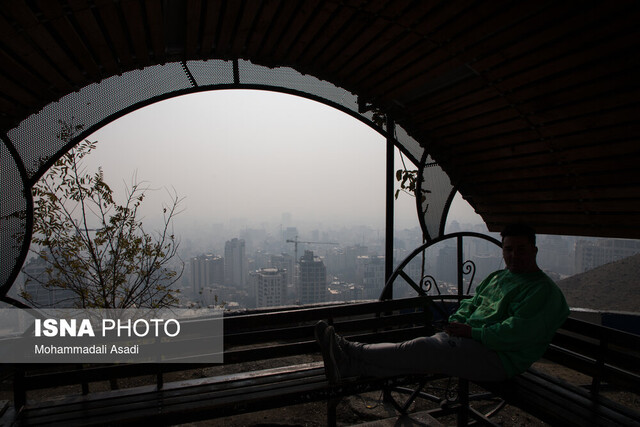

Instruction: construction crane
[286,236,338,263]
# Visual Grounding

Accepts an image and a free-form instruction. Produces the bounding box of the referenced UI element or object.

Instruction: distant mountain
[556,254,640,313]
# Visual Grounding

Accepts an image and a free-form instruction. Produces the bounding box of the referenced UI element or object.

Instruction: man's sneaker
[322,326,342,384]
[314,320,330,346]
[314,320,343,384]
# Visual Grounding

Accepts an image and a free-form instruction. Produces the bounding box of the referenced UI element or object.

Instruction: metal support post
[382,117,395,300]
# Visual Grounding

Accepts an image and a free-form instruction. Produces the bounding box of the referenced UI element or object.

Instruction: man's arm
[445,322,471,338]
[448,272,497,324]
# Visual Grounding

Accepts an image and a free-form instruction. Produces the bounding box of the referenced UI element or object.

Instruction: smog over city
[21,90,640,311]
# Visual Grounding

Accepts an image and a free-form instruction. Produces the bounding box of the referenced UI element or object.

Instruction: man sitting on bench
[316,224,569,383]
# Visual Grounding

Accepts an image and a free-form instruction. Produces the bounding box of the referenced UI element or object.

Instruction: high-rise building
[355,255,385,299]
[575,239,640,273]
[436,245,457,285]
[298,250,326,304]
[225,238,247,288]
[270,253,295,286]
[253,268,287,308]
[190,254,224,295]
[21,256,77,307]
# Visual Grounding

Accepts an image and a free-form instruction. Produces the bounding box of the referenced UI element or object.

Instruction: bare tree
[21,121,183,309]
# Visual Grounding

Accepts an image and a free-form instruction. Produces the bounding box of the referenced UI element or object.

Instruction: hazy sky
[84,90,481,233]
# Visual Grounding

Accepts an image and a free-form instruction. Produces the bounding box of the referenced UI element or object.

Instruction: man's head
[501,224,539,273]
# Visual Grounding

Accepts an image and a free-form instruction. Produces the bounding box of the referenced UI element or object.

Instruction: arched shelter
[1,1,640,302]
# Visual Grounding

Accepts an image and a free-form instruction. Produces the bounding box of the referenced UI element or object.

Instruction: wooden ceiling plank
[396,12,635,106]
[406,76,488,116]
[463,161,640,187]
[370,0,535,97]
[428,106,523,141]
[525,87,640,126]
[424,83,639,144]
[478,199,640,213]
[488,27,639,95]
[351,33,435,94]
[312,2,392,72]
[347,1,458,89]
[94,0,134,69]
[184,0,202,58]
[276,0,326,64]
[446,115,639,157]
[324,0,412,75]
[230,0,262,57]
[256,1,302,61]
[36,0,102,80]
[0,46,50,95]
[432,115,531,143]
[456,134,640,166]
[121,0,150,66]
[512,66,638,119]
[537,104,639,138]
[448,1,556,63]
[475,186,639,203]
[216,0,244,57]
[471,6,593,74]
[482,212,640,227]
[336,1,437,81]
[0,73,39,107]
[437,101,638,158]
[376,1,515,100]
[66,0,120,75]
[412,88,500,125]
[199,0,223,58]
[472,138,640,166]
[0,13,72,92]
[269,1,313,64]
[4,1,86,84]
[243,0,280,59]
[0,94,27,115]
[325,18,403,84]
[269,1,319,64]
[419,96,512,132]
[301,3,358,67]
[472,2,631,76]
[484,221,637,240]
[144,0,164,62]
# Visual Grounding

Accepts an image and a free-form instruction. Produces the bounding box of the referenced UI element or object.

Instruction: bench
[476,316,640,426]
[4,297,639,426]
[4,296,441,426]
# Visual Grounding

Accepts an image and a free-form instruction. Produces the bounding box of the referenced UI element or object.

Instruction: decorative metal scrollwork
[420,275,440,294]
[463,260,477,294]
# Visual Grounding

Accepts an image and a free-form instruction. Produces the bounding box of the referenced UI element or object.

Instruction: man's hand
[445,322,472,338]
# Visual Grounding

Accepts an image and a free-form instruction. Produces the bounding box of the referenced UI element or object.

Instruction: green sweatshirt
[449,269,569,378]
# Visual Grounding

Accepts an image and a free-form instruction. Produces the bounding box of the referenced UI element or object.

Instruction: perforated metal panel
[1,59,450,306]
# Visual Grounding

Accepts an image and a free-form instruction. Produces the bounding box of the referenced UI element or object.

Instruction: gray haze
[85,90,482,237]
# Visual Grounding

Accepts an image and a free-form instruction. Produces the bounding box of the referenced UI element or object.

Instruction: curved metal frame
[0,80,416,305]
[380,231,503,303]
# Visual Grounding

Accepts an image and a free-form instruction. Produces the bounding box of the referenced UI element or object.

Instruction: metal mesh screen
[237,60,385,141]
[0,59,443,303]
[419,153,456,241]
[186,60,235,86]
[8,63,193,182]
[0,139,27,296]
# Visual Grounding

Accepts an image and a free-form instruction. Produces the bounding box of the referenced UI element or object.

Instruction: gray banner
[0,308,223,363]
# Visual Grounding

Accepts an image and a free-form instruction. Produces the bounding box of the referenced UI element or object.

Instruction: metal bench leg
[458,378,469,426]
[327,396,340,427]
